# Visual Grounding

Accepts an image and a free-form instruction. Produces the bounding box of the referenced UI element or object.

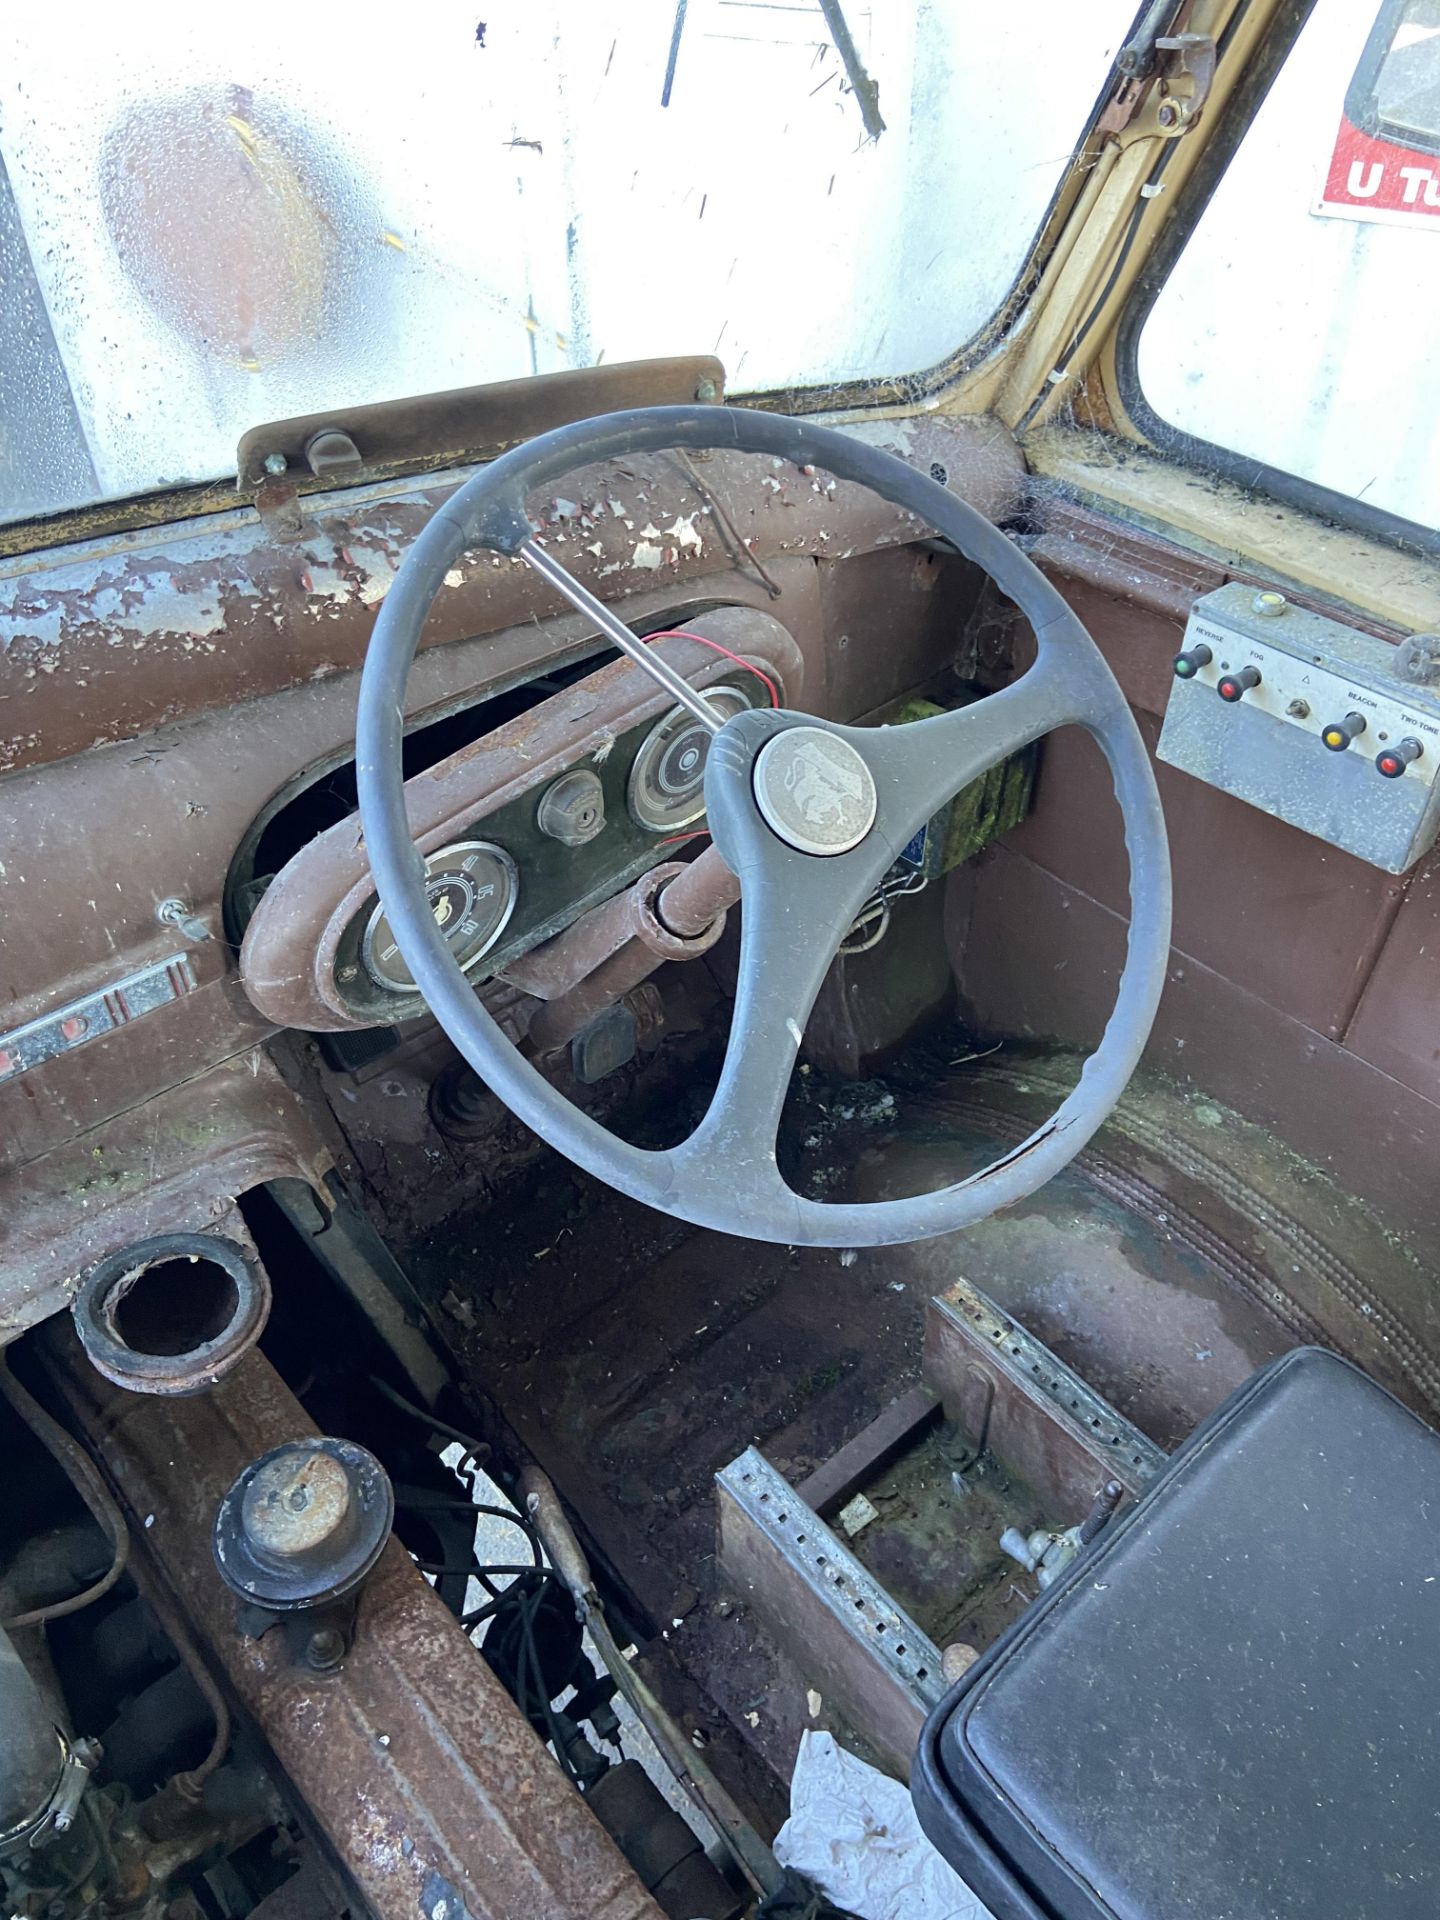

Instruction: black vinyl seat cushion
[912,1346,1440,1920]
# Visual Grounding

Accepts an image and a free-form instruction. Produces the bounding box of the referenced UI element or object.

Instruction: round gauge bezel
[627,683,753,834]
[361,839,519,995]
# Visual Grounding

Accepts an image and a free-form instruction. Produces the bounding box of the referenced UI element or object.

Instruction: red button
[1376,737,1422,779]
[1217,666,1261,703]
[60,1015,89,1042]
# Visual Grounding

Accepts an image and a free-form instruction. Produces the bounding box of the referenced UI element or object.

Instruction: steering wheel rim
[356,404,1171,1247]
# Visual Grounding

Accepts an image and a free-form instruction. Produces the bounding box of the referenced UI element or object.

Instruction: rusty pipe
[650,845,741,938]
[527,953,672,1057]
[502,849,737,1004]
[121,1554,231,1804]
[0,1362,130,1632]
[519,1466,783,1902]
[513,851,739,1056]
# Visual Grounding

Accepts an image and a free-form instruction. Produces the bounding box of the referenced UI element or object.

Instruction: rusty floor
[395,1036,1440,1818]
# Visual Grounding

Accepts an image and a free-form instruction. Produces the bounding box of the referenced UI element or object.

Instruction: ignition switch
[536,769,606,846]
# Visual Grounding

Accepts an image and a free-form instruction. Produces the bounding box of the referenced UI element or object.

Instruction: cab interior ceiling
[2,372,1440,1910]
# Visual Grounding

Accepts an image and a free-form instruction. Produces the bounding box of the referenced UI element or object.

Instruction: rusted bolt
[244,1450,353,1560]
[1156,99,1188,130]
[306,1626,347,1671]
[262,452,288,477]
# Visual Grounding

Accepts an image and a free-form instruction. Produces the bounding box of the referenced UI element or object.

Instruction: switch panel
[1158,583,1440,873]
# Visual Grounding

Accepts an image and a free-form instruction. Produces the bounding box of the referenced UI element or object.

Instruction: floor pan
[396,1040,1440,1811]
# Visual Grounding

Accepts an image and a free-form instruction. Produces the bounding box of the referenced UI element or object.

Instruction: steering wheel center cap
[752,725,878,856]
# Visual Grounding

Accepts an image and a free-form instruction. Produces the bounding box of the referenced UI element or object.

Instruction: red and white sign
[1316,117,1440,229]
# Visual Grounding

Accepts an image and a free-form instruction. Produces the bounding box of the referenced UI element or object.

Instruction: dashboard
[237,608,802,1032]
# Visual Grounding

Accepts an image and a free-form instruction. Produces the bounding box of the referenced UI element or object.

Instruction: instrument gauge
[361,840,518,994]
[628,683,754,834]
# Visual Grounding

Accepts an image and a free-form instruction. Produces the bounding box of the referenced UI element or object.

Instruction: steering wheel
[356,406,1170,1247]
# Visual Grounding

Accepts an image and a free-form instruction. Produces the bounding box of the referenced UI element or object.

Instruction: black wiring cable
[1017,147,1176,435]
[379,1380,607,1784]
[412,1560,538,1579]
[392,1456,590,1780]
[1019,0,1258,435]
[518,1578,585,1786]
[396,1494,544,1563]
[369,1374,494,1472]
[461,1590,514,1629]
[0,1362,130,1630]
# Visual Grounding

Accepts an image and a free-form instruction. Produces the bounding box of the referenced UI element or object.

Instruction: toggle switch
[1375,737,1423,779]
[1217,666,1261,703]
[1172,644,1212,680]
[1321,712,1367,752]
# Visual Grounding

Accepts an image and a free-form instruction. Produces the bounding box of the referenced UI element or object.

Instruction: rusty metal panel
[0,417,1022,776]
[923,1279,1165,1522]
[1027,495,1409,650]
[0,1049,330,1334]
[46,1339,664,1920]
[1001,699,1409,1042]
[952,843,1440,1259]
[717,1447,943,1781]
[0,565,815,1180]
[1346,858,1440,1105]
[793,1386,940,1521]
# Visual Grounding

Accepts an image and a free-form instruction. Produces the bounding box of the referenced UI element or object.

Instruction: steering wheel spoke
[859,655,1096,848]
[671,658,1092,1194]
[674,777,897,1191]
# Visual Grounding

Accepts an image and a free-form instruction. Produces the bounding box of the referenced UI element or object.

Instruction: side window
[1342,0,1440,163]
[1128,0,1440,539]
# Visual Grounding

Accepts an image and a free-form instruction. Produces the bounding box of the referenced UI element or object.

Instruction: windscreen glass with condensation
[0,0,1137,528]
[1136,0,1440,531]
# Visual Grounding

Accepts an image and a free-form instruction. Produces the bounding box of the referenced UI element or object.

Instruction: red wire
[642,629,781,708]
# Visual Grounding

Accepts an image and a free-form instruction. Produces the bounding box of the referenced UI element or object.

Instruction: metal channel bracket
[717,1447,943,1779]
[925,1279,1167,1519]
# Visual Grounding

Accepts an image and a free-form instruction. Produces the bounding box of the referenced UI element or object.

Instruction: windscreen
[0,1,1138,528]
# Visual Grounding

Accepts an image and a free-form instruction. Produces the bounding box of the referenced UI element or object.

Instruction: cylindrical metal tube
[523,853,737,1056]
[526,951,669,1056]
[652,847,740,938]
[0,1626,64,1853]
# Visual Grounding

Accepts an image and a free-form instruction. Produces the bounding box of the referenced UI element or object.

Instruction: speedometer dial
[361,840,518,994]
[627,684,752,834]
